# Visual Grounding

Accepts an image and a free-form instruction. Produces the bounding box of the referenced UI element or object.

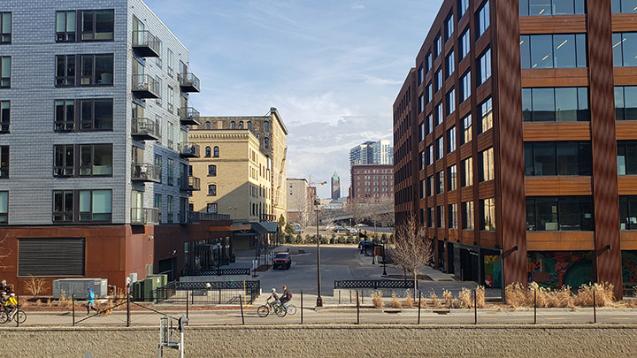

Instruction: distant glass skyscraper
[331,173,341,200]
[350,140,393,166]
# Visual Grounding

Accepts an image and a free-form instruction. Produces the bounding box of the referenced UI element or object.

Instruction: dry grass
[390,293,402,309]
[403,293,414,308]
[506,282,616,308]
[24,276,48,296]
[371,291,384,309]
[442,290,454,308]
[58,291,73,310]
[573,283,615,307]
[458,288,472,308]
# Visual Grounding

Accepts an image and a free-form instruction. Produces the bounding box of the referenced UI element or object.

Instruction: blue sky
[146,0,443,198]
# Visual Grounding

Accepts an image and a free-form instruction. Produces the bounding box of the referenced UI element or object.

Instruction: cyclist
[4,292,18,319]
[266,288,280,305]
[279,285,292,307]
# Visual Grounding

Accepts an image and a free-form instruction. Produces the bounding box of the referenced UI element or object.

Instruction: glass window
[462,201,474,229]
[427,114,434,135]
[448,165,457,191]
[460,71,471,102]
[79,144,112,176]
[448,126,457,153]
[0,56,10,88]
[618,141,637,175]
[426,53,432,72]
[78,99,113,130]
[477,48,491,85]
[445,14,454,41]
[521,0,586,15]
[53,145,74,177]
[615,86,637,120]
[524,34,587,69]
[419,94,425,113]
[436,103,443,125]
[527,197,593,231]
[459,0,470,18]
[619,196,637,230]
[80,190,112,222]
[208,164,217,176]
[554,34,577,68]
[481,198,496,231]
[81,10,114,41]
[555,87,578,121]
[427,84,433,103]
[56,11,76,42]
[476,1,490,38]
[446,89,456,115]
[531,34,554,68]
[462,157,473,187]
[459,28,470,60]
[523,87,589,121]
[446,51,455,78]
[0,101,10,133]
[448,204,458,228]
[525,142,591,176]
[0,191,7,225]
[613,0,637,14]
[435,70,443,92]
[1,12,11,44]
[53,190,74,223]
[435,35,442,58]
[436,171,445,194]
[436,206,445,228]
[462,115,472,144]
[436,137,444,160]
[479,97,493,133]
[480,147,495,181]
[0,146,8,178]
[208,184,217,196]
[520,35,531,69]
[418,65,424,85]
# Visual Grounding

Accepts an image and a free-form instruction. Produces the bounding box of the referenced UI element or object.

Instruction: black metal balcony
[131,117,161,141]
[179,143,200,158]
[178,72,200,92]
[131,163,161,182]
[132,74,160,98]
[132,30,161,57]
[189,212,231,223]
[131,207,160,225]
[178,107,201,126]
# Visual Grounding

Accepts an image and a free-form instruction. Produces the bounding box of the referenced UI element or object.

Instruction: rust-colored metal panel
[520,68,589,87]
[618,177,637,195]
[587,0,623,297]
[519,16,586,34]
[612,14,637,32]
[620,232,637,250]
[526,232,595,251]
[616,121,637,140]
[524,177,592,196]
[612,68,637,85]
[523,122,591,141]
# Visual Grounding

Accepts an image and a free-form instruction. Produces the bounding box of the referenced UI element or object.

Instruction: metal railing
[198,268,252,276]
[179,143,200,158]
[132,30,161,57]
[132,74,161,98]
[131,162,161,182]
[131,117,161,140]
[334,280,415,290]
[189,212,231,222]
[131,207,161,225]
[178,107,201,125]
[154,280,260,304]
[178,72,200,92]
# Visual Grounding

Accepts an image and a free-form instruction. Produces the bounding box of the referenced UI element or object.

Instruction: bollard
[349,290,352,304]
[473,289,477,325]
[534,288,537,325]
[593,289,597,324]
[126,293,131,327]
[418,291,422,325]
[339,290,341,305]
[72,295,76,326]
[240,295,245,325]
[356,291,360,325]
[301,291,304,324]
[186,291,189,320]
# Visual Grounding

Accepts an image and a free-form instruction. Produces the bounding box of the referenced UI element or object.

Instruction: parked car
[272,252,292,270]
[291,223,303,234]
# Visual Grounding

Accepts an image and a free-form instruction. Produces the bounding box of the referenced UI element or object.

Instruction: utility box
[52,278,108,299]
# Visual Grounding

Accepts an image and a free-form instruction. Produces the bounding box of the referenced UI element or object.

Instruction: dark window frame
[0,145,8,179]
[526,196,594,231]
[0,100,9,133]
[0,56,10,88]
[0,12,11,44]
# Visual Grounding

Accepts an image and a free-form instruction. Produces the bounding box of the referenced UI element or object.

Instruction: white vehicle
[291,223,303,234]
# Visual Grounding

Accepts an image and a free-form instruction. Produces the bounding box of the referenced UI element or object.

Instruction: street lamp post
[382,238,387,276]
[315,206,322,307]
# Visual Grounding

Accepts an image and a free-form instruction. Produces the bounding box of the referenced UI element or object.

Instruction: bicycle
[1,305,26,325]
[257,300,296,317]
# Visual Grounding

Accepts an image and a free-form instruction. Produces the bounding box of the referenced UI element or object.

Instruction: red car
[273,252,291,270]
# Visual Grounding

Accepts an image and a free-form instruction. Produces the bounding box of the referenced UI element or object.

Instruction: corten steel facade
[0,0,200,294]
[393,0,637,297]
[350,164,393,202]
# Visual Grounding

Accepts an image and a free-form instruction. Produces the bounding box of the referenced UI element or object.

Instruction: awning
[252,222,278,235]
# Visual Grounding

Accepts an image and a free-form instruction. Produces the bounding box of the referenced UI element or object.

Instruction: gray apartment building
[0,0,201,293]
[349,139,394,166]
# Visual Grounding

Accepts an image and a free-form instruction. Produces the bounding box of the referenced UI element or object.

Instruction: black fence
[154,280,260,305]
[199,268,251,276]
[334,280,415,290]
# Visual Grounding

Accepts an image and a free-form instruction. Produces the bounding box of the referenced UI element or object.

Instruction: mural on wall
[483,255,501,288]
[528,251,593,289]
[622,251,637,288]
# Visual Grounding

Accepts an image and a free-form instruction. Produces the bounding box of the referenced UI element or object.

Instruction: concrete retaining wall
[2,325,636,357]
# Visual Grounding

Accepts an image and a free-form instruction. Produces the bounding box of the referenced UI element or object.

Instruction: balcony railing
[189,176,201,191]
[132,30,161,57]
[178,107,201,126]
[178,72,200,92]
[131,207,161,225]
[131,163,161,182]
[260,214,277,222]
[179,143,200,158]
[131,117,161,141]
[189,212,231,223]
[132,74,161,98]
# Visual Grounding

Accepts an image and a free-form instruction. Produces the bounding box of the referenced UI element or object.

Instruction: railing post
[339,290,341,305]
[533,288,537,325]
[301,290,304,324]
[72,295,75,326]
[239,295,245,325]
[356,290,360,325]
[186,291,189,320]
[126,292,131,327]
[593,289,597,324]
[417,291,422,325]
[473,289,477,325]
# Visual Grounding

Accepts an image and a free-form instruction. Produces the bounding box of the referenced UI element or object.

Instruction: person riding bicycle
[279,285,292,307]
[4,292,18,317]
[266,288,280,305]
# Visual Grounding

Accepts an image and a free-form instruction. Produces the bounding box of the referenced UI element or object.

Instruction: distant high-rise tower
[331,173,341,200]
[350,140,393,166]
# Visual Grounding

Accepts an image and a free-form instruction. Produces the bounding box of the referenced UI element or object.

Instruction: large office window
[479,97,493,133]
[462,115,472,144]
[448,126,457,153]
[0,146,8,178]
[615,86,637,120]
[521,34,587,69]
[0,56,10,88]
[448,165,457,191]
[418,65,424,85]
[459,28,471,60]
[460,71,471,102]
[477,48,492,85]
[448,204,458,228]
[618,141,637,175]
[526,197,594,231]
[435,70,443,92]
[446,89,456,115]
[476,1,490,38]
[418,94,425,113]
[620,196,637,230]
[435,35,442,58]
[436,136,444,160]
[56,11,76,42]
[79,99,113,130]
[462,157,473,187]
[525,142,592,176]
[56,54,113,87]
[18,238,85,276]
[613,33,637,67]
[522,87,589,122]
[0,191,7,225]
[53,190,112,223]
[446,51,455,78]
[520,0,586,16]
[425,53,433,73]
[479,147,495,182]
[613,0,637,13]
[480,198,496,231]
[445,14,454,41]
[79,144,113,176]
[0,12,11,44]
[80,10,114,41]
[462,201,474,229]
[436,103,443,126]
[436,206,445,228]
[459,0,470,18]
[0,101,9,133]
[436,171,445,194]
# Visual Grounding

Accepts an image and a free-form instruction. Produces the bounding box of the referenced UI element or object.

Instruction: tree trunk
[413,271,418,300]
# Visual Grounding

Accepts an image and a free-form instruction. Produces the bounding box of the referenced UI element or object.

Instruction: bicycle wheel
[286,304,297,315]
[13,310,26,324]
[274,305,287,318]
[0,310,8,324]
[257,305,270,318]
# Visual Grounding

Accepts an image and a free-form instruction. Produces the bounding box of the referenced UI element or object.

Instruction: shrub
[458,288,473,308]
[574,282,614,307]
[403,290,414,308]
[58,291,73,309]
[371,291,384,308]
[476,286,486,308]
[295,234,302,243]
[390,293,402,308]
[442,290,454,308]
[24,276,49,296]
[429,291,440,308]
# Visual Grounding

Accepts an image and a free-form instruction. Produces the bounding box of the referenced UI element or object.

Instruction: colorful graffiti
[483,255,501,288]
[527,251,593,289]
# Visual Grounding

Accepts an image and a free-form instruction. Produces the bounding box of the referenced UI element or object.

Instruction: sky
[146,0,443,198]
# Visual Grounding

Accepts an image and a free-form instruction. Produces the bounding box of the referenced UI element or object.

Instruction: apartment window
[167,195,174,223]
[418,65,424,85]
[154,155,163,184]
[0,12,11,44]
[419,122,426,142]
[448,204,458,228]
[53,190,112,223]
[427,145,434,165]
[459,0,470,18]
[435,70,443,92]
[526,197,593,231]
[167,49,175,77]
[615,86,637,120]
[54,100,75,131]
[436,206,445,228]
[459,29,470,60]
[446,51,455,78]
[80,99,113,130]
[208,164,217,176]
[480,198,496,231]
[462,201,474,229]
[520,0,586,16]
[448,126,457,153]
[445,14,455,41]
[462,157,473,187]
[418,94,425,113]
[476,1,490,38]
[0,191,6,225]
[462,115,472,144]
[620,196,637,230]
[479,98,493,133]
[426,208,433,227]
[618,141,637,175]
[448,165,457,191]
[479,147,495,182]
[521,34,587,69]
[53,145,74,177]
[523,87,589,122]
[167,122,174,149]
[79,144,112,176]
[207,203,218,214]
[80,10,114,41]
[154,194,163,223]
[0,146,7,178]
[446,89,456,115]
[0,101,9,133]
[167,158,174,185]
[167,86,175,113]
[426,176,433,196]
[460,71,471,102]
[525,142,592,176]
[426,53,432,72]
[477,48,492,85]
[435,35,442,58]
[613,0,637,13]
[436,136,444,160]
[56,54,113,87]
[427,114,434,135]
[426,84,433,104]
[213,146,220,158]
[55,11,76,42]
[436,103,443,126]
[208,184,217,196]
[0,57,10,88]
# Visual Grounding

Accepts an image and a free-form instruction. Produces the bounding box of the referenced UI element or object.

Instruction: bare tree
[0,235,11,271]
[389,215,432,299]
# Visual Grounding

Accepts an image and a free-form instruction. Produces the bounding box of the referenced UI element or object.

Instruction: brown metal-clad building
[393,0,637,297]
